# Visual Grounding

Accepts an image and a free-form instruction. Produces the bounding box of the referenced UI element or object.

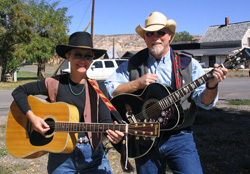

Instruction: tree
[25,0,71,79]
[0,0,33,81]
[173,31,194,42]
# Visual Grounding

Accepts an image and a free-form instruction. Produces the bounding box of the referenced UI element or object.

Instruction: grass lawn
[0,70,54,90]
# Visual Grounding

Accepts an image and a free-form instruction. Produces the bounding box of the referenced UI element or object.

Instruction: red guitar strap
[87,78,133,172]
[87,79,117,111]
[173,52,182,89]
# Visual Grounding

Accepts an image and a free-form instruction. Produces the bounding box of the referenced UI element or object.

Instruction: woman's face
[66,48,94,75]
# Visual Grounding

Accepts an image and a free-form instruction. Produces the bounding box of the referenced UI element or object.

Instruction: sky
[50,0,250,36]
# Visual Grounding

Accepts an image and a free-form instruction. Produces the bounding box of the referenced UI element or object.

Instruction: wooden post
[91,0,95,41]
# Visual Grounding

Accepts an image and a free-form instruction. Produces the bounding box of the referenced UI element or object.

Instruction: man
[105,12,228,174]
[12,31,123,173]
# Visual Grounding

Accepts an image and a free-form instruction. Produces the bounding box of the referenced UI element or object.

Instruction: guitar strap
[88,79,117,112]
[87,79,132,172]
[172,51,182,89]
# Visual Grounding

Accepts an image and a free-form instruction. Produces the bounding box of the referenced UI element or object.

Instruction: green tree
[0,0,33,81]
[173,31,194,42]
[25,0,71,79]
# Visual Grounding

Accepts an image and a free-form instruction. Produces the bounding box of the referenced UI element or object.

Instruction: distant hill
[93,34,146,57]
[93,34,202,58]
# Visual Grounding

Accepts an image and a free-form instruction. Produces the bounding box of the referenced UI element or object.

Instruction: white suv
[60,59,127,80]
[87,59,127,80]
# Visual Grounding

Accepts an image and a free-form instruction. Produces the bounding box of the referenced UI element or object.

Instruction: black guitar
[111,48,250,158]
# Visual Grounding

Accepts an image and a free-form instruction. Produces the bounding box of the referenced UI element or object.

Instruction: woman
[12,31,124,174]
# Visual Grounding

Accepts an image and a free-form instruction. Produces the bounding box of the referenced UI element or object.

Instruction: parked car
[87,59,127,80]
[60,59,127,80]
[199,62,213,73]
[60,60,71,74]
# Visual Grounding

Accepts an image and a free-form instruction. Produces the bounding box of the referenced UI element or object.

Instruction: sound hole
[29,118,55,146]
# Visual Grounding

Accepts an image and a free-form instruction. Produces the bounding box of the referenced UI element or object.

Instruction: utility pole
[91,0,95,41]
[113,38,115,59]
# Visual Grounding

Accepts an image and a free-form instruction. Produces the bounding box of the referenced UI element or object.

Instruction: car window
[116,60,127,66]
[104,61,114,68]
[93,61,103,68]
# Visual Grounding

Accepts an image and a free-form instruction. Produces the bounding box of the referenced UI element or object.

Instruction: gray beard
[149,46,164,57]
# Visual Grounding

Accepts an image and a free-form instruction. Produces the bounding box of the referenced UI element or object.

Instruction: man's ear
[169,33,172,42]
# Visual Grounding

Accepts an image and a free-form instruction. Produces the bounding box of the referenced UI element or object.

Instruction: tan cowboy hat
[56,32,106,59]
[136,12,177,43]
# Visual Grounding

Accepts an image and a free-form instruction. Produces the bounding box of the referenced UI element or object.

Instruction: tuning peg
[142,131,145,135]
[149,118,155,122]
[136,136,139,140]
[144,119,148,123]
[134,131,138,135]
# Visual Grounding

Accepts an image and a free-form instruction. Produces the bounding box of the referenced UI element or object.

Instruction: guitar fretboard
[55,122,126,133]
[158,71,213,110]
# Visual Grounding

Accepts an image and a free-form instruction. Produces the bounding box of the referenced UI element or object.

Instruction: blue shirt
[105,50,218,110]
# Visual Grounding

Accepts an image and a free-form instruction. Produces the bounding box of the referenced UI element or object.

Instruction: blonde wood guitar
[5,95,160,159]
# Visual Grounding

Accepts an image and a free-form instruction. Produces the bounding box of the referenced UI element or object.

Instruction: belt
[77,136,89,143]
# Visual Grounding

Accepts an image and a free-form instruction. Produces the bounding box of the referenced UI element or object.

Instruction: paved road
[0,77,249,117]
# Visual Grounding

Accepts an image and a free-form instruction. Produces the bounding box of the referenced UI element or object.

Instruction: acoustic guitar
[5,95,160,159]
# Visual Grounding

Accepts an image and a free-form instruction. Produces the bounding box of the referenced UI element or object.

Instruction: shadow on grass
[193,107,250,174]
[17,77,38,81]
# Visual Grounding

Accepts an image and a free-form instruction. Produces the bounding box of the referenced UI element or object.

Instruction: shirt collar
[148,50,171,64]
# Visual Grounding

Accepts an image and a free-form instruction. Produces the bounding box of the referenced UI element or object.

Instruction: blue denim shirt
[105,50,218,110]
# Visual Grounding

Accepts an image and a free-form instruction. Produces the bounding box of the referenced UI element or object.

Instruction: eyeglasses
[73,53,93,60]
[145,30,169,37]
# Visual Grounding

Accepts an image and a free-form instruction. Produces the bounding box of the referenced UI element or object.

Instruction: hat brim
[136,19,177,43]
[56,45,106,59]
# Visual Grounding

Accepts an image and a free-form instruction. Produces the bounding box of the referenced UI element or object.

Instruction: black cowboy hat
[56,31,106,59]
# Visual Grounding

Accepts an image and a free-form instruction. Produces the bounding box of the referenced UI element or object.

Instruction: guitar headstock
[223,48,250,69]
[127,122,160,137]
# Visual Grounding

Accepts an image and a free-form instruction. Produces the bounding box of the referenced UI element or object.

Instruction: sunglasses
[73,53,93,60]
[145,30,169,37]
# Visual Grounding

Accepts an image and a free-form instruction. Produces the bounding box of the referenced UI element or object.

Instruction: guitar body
[111,83,182,130]
[111,83,183,158]
[6,96,79,159]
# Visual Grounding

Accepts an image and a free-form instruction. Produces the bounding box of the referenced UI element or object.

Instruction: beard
[149,44,165,57]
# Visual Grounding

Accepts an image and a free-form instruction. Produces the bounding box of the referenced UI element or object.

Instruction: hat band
[71,45,93,49]
[145,23,166,28]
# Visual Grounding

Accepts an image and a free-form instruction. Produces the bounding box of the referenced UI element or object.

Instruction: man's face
[144,28,172,59]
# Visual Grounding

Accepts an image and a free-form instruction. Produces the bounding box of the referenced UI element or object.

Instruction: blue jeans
[135,128,203,174]
[47,142,112,174]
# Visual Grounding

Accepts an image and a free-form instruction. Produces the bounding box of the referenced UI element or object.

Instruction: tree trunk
[1,59,8,82]
[37,57,46,79]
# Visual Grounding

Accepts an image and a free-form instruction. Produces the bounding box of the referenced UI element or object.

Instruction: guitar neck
[55,122,126,133]
[54,122,160,137]
[159,70,214,109]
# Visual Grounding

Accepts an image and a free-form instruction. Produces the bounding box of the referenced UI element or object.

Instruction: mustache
[151,41,163,45]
